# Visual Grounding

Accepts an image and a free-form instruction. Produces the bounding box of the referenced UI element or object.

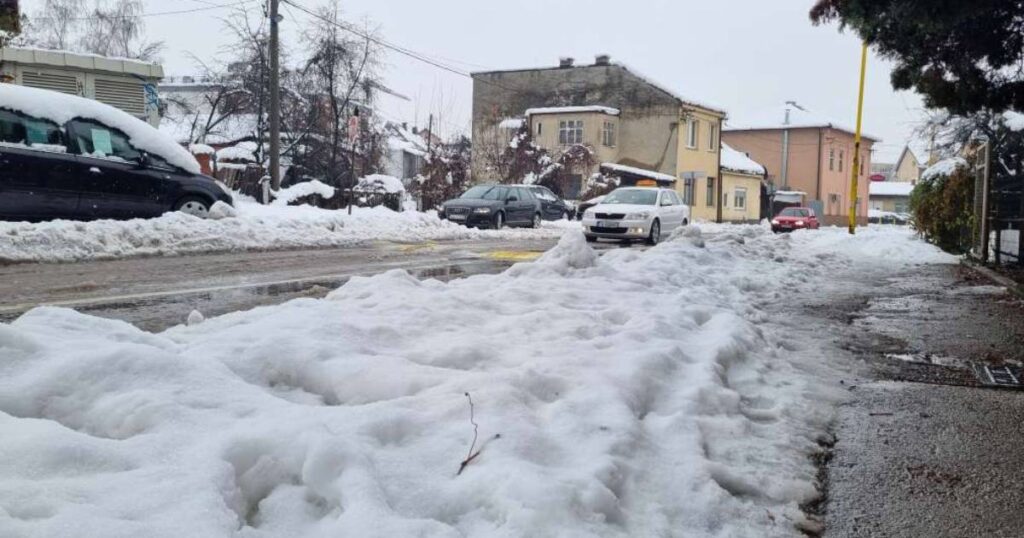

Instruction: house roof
[525,106,620,116]
[720,143,766,176]
[600,162,677,183]
[725,103,881,142]
[869,182,915,197]
[472,62,727,116]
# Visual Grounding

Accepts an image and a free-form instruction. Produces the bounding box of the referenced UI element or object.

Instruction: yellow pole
[849,43,869,235]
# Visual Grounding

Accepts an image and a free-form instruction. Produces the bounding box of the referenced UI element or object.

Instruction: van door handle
[89,167,102,175]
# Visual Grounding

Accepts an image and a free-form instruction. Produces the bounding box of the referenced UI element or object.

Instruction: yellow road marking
[483,250,543,262]
[397,241,439,253]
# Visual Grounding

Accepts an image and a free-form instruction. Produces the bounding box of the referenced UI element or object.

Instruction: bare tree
[23,0,83,50]
[291,2,383,188]
[79,0,163,60]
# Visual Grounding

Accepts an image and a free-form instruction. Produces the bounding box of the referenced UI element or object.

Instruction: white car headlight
[626,212,651,220]
[473,207,492,214]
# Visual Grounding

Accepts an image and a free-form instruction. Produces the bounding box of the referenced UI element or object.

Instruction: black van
[0,85,232,221]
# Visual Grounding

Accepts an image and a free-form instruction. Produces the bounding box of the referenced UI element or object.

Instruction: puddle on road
[885,353,969,369]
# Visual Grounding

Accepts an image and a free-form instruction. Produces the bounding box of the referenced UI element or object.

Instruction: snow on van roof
[0,83,200,174]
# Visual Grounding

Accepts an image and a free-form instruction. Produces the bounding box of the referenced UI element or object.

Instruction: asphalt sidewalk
[821,264,1024,537]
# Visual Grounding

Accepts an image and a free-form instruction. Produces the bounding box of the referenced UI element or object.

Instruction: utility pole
[848,43,869,235]
[426,114,434,155]
[268,0,282,191]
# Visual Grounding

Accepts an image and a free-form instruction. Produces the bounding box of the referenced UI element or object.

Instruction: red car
[771,207,821,233]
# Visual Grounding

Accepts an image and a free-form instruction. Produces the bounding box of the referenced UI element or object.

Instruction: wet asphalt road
[813,263,1024,537]
[0,238,635,332]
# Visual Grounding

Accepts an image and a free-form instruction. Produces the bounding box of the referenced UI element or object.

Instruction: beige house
[723,102,878,226]
[471,56,727,203]
[892,143,934,183]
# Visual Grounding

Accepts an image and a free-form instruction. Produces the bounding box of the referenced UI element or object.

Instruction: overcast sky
[23,0,928,162]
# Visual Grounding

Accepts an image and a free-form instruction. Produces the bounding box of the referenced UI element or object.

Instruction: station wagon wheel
[646,219,661,246]
[493,211,504,230]
[174,196,212,218]
[531,213,542,228]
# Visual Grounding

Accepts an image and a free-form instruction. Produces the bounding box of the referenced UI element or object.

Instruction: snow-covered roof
[0,46,164,78]
[385,122,429,157]
[355,174,405,194]
[600,163,677,183]
[922,157,968,181]
[869,182,915,197]
[526,106,620,117]
[499,118,526,129]
[189,143,215,155]
[216,145,256,163]
[720,143,766,176]
[615,63,727,116]
[474,62,725,115]
[0,84,199,174]
[725,103,881,142]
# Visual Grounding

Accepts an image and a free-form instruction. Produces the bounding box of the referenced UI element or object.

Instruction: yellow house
[676,106,727,220]
[718,144,765,222]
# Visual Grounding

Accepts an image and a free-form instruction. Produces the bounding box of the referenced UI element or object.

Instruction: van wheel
[174,196,212,218]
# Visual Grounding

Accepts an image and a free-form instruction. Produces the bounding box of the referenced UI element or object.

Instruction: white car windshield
[602,189,658,206]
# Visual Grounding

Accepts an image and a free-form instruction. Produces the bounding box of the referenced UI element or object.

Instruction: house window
[839,150,845,172]
[708,124,718,151]
[706,177,715,207]
[687,119,699,149]
[724,193,729,207]
[829,149,835,171]
[558,120,583,145]
[536,122,542,136]
[602,121,616,147]
[734,187,747,209]
[683,176,694,205]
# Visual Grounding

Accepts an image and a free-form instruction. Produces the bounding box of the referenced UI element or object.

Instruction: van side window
[67,119,142,163]
[0,109,66,150]
[66,118,176,171]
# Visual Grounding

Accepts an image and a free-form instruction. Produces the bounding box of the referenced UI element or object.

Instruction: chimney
[559,57,575,69]
[784,108,791,125]
[595,54,611,66]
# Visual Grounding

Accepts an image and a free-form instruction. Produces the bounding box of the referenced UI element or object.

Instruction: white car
[581,187,690,245]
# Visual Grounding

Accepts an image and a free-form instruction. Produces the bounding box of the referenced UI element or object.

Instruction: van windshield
[602,189,658,206]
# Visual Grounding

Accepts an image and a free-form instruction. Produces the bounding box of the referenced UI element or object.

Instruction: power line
[279,0,524,95]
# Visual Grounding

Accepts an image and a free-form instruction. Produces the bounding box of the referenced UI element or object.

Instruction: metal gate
[975,141,1024,265]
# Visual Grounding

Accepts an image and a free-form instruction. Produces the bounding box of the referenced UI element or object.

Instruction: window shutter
[21,71,80,95]
[94,79,147,117]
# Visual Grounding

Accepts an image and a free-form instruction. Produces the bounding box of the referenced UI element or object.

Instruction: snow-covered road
[0,225,955,537]
[0,201,578,264]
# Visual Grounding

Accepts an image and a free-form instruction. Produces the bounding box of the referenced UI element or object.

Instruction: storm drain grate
[973,364,1024,388]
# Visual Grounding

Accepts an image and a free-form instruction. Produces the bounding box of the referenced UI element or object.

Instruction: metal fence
[975,142,1024,265]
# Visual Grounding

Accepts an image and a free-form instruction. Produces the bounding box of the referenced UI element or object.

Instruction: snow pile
[922,157,968,181]
[0,225,952,536]
[0,202,579,263]
[355,174,405,194]
[271,180,338,206]
[0,84,200,174]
